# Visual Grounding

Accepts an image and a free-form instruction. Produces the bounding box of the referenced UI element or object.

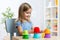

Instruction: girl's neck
[22,19,30,22]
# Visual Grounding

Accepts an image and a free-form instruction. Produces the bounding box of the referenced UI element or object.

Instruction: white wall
[0,0,44,29]
[0,0,44,39]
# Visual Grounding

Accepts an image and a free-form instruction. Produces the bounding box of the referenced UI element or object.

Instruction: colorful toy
[33,27,41,38]
[53,25,57,31]
[34,27,40,33]
[23,35,29,39]
[44,28,50,34]
[23,30,29,39]
[33,33,41,38]
[44,34,51,38]
[44,28,51,38]
[23,30,29,35]
[42,33,45,38]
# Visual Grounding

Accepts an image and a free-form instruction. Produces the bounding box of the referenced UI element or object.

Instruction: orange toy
[44,28,51,34]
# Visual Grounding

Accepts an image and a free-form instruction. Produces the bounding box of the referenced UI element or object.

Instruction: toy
[47,25,51,29]
[44,28,50,34]
[42,33,45,38]
[23,30,29,39]
[44,34,51,38]
[23,35,29,39]
[34,27,40,33]
[33,27,41,38]
[23,30,29,35]
[53,25,57,31]
[33,33,41,38]
[44,28,51,38]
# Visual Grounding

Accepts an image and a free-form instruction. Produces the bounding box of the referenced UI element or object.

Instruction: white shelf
[44,0,59,36]
[46,6,58,9]
[51,31,57,33]
[45,18,58,20]
[50,29,57,32]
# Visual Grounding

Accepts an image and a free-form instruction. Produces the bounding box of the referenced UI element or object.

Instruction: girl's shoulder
[15,19,22,27]
[15,19,21,24]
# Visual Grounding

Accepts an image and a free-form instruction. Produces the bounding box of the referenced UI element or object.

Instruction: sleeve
[16,21,21,28]
[30,22,33,29]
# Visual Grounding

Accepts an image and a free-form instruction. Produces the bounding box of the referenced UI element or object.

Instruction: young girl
[16,2,34,36]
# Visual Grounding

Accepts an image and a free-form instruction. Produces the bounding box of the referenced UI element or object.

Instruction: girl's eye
[26,12,31,14]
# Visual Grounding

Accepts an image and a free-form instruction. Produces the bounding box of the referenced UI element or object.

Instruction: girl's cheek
[25,14,29,16]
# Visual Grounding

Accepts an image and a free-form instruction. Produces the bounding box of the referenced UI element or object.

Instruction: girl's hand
[40,30,44,33]
[28,30,34,34]
[28,27,34,34]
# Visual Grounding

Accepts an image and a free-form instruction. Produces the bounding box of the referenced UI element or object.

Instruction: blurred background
[0,0,44,40]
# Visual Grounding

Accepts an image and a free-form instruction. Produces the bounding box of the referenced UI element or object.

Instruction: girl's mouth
[26,16,30,18]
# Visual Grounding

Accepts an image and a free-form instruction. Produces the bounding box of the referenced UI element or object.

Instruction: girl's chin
[25,17,30,19]
[25,18,30,20]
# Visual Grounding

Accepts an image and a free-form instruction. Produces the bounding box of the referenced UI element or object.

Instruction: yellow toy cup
[42,33,45,38]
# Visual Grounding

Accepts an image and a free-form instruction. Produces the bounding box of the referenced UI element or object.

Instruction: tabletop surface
[12,36,60,40]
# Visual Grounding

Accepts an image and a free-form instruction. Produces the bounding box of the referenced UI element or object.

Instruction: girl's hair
[18,2,32,22]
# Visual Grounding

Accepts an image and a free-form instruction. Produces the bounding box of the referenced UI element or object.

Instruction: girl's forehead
[26,8,32,12]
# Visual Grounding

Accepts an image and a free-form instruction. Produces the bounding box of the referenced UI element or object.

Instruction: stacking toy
[44,34,51,38]
[23,35,29,39]
[44,28,51,34]
[44,28,51,38]
[42,33,45,38]
[33,27,41,38]
[33,33,41,38]
[23,30,29,35]
[23,30,29,39]
[34,27,40,33]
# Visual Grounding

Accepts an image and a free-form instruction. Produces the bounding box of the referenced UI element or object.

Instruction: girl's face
[23,8,32,20]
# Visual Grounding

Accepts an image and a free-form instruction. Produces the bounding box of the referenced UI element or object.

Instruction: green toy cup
[23,30,29,35]
[23,35,29,39]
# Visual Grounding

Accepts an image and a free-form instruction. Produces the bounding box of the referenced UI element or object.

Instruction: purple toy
[44,34,51,38]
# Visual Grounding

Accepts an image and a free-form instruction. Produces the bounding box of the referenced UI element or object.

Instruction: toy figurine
[33,27,41,38]
[44,28,51,38]
[23,30,29,39]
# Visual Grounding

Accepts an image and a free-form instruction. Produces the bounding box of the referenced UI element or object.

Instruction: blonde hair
[18,2,32,22]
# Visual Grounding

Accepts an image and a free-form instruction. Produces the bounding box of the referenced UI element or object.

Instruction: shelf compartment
[46,20,51,29]
[51,7,58,18]
[52,20,58,32]
[46,8,51,18]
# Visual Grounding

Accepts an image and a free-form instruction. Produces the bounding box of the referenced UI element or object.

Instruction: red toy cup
[34,27,40,33]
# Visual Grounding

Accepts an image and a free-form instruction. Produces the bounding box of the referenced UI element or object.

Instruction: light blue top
[16,21,33,36]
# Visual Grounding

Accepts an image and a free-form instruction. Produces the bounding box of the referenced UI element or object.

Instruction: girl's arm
[17,26,23,36]
[17,26,34,36]
[28,27,34,34]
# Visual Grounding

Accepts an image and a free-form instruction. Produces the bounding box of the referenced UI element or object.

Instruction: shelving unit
[44,0,59,36]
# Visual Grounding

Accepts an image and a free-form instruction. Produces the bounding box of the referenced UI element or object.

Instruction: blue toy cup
[33,33,41,38]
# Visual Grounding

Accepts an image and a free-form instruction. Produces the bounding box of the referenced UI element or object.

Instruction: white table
[12,36,60,40]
